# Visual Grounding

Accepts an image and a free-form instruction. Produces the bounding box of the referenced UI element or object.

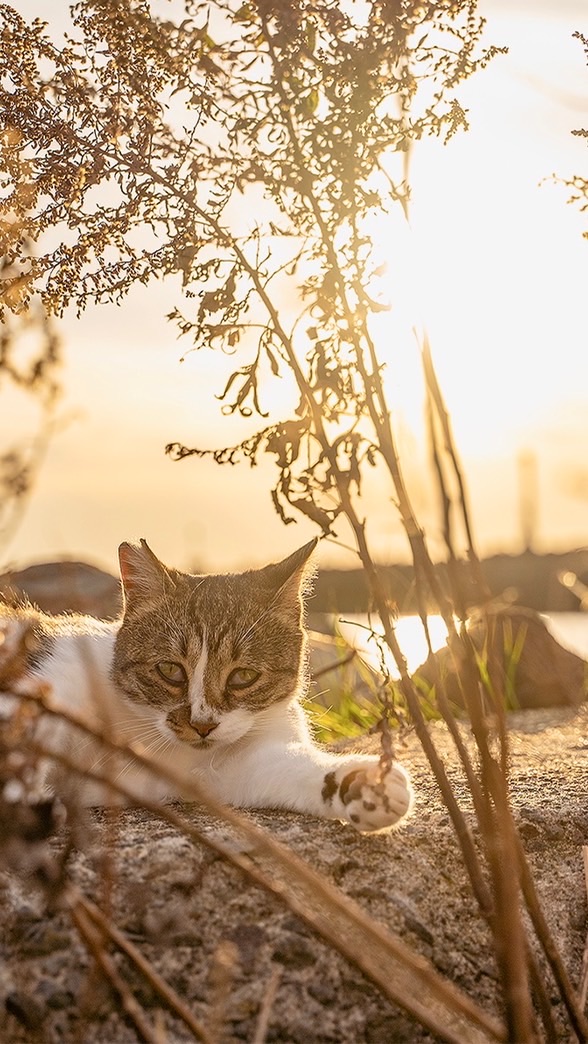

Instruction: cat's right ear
[118,540,176,608]
[259,538,319,612]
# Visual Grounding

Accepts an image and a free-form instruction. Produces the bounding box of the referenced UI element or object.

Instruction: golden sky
[3,0,588,575]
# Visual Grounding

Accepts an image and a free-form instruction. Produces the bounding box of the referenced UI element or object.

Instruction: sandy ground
[0,704,587,1043]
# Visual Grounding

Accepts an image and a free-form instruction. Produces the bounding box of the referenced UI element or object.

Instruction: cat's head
[111,539,317,749]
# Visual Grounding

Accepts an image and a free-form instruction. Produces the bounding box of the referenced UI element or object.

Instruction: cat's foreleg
[215,741,413,833]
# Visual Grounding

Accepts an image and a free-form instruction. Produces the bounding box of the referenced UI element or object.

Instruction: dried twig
[579,847,588,1012]
[207,941,239,1044]
[311,647,358,681]
[514,833,588,1039]
[252,966,282,1044]
[74,893,213,1043]
[71,900,161,1044]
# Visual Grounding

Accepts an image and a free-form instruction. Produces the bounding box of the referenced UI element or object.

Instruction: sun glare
[361,8,588,473]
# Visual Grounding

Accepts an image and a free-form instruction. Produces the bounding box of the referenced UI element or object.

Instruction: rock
[1,705,586,1044]
[272,934,318,968]
[0,561,122,619]
[5,992,45,1032]
[413,605,587,709]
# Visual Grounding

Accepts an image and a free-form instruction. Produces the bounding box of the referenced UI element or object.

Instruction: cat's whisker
[142,734,174,759]
[109,736,176,784]
[115,722,165,742]
[106,714,159,728]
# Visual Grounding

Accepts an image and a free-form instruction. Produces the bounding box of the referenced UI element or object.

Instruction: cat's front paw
[339,761,413,834]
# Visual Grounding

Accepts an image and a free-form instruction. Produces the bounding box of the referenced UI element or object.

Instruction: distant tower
[518,451,538,553]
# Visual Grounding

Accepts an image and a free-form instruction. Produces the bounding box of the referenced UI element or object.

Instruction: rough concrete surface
[1,706,587,1043]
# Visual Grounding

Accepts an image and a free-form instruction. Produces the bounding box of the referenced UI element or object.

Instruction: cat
[0,539,413,833]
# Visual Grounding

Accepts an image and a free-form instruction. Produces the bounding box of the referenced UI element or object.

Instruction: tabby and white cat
[0,539,413,833]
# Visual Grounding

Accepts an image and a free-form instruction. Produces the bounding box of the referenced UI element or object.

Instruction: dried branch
[71,900,161,1044]
[252,967,282,1044]
[74,893,213,1043]
[207,941,239,1044]
[580,847,588,1012]
[513,835,588,1039]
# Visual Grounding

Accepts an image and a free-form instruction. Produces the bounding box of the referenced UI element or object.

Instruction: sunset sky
[2,0,588,577]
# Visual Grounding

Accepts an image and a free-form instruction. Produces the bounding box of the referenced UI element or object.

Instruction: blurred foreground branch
[4,671,505,1044]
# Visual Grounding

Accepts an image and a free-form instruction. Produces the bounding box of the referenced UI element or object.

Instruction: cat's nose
[191,719,219,739]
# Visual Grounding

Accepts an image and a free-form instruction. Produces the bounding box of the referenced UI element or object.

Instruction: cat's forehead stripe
[205,623,239,654]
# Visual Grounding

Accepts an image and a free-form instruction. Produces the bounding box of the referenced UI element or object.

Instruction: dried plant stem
[425,389,466,620]
[311,647,358,681]
[421,334,540,1033]
[580,847,588,1012]
[345,512,569,1041]
[482,767,539,1043]
[338,380,572,1041]
[19,692,505,1044]
[207,941,239,1044]
[313,471,498,930]
[514,834,588,1039]
[71,901,161,1044]
[526,941,560,1044]
[421,332,491,601]
[252,967,282,1044]
[74,893,213,1043]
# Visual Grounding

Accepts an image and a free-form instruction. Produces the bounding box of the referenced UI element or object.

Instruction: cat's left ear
[118,539,176,608]
[259,538,318,612]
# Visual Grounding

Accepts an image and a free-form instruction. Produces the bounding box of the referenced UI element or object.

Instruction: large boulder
[0,561,121,619]
[0,707,586,1043]
[413,605,587,710]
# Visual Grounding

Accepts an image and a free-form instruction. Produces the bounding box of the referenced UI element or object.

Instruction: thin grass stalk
[514,832,588,1039]
[484,617,511,789]
[482,760,539,1042]
[527,942,560,1044]
[413,615,554,1039]
[430,682,491,846]
[411,655,538,1042]
[207,941,239,1044]
[371,415,551,1042]
[421,332,491,601]
[402,401,510,885]
[456,629,583,1041]
[452,631,543,1038]
[580,848,588,1013]
[75,894,213,1043]
[71,901,161,1044]
[251,967,281,1044]
[425,385,468,621]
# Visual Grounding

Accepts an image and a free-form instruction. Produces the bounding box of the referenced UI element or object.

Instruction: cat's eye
[156,660,186,686]
[226,667,260,690]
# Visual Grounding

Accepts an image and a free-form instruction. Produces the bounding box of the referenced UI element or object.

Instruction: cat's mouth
[187,734,215,749]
